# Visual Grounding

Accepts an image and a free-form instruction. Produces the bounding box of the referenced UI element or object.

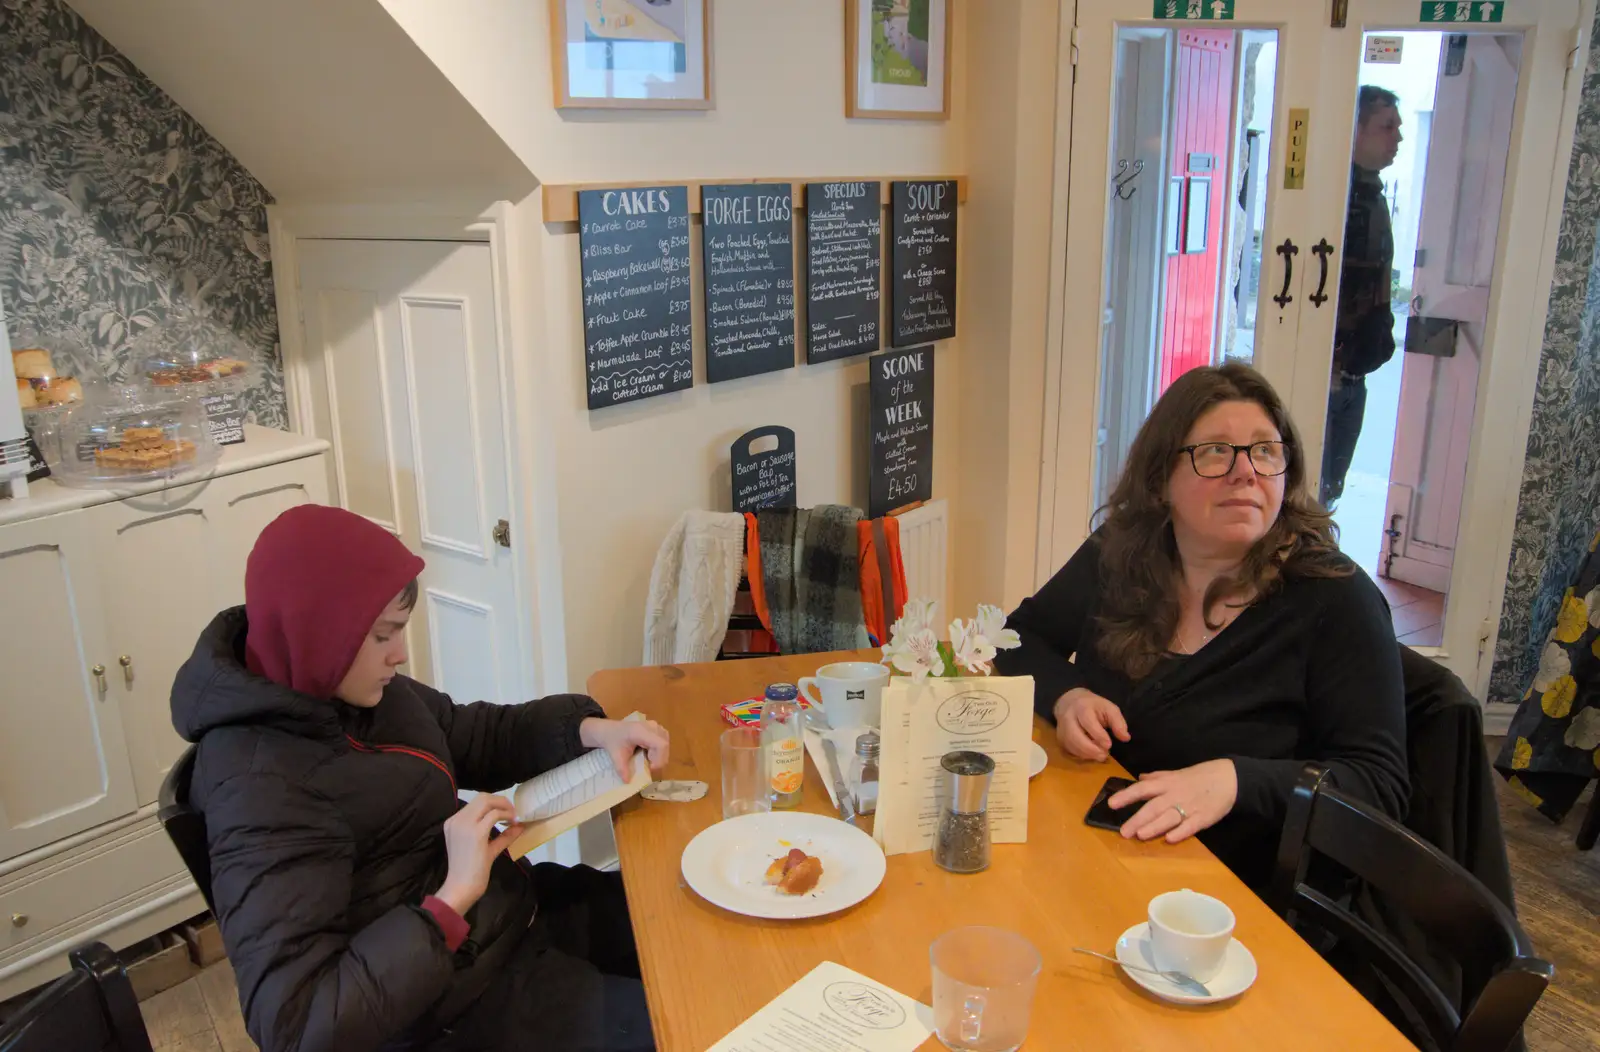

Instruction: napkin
[803,724,870,808]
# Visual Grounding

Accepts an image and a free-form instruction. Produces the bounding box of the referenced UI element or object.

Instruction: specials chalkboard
[578,185,694,409]
[730,425,798,513]
[890,180,958,346]
[868,345,933,517]
[702,184,796,383]
[805,180,881,364]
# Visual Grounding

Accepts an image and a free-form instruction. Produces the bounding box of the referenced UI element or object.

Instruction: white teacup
[1147,889,1235,983]
[798,661,888,729]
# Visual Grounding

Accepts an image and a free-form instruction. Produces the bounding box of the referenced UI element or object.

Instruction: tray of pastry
[47,385,219,488]
[13,345,87,413]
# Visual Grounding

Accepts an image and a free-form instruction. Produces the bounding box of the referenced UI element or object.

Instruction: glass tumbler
[720,727,772,819]
[930,927,1042,1052]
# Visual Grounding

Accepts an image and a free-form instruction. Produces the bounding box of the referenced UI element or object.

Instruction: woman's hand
[1052,688,1130,761]
[580,717,671,779]
[1108,759,1238,843]
[434,794,523,915]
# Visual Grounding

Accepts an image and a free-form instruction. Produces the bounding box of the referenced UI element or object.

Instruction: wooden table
[593,652,1413,1051]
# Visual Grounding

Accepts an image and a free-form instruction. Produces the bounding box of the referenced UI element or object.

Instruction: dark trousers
[440,865,654,1052]
[1320,374,1368,507]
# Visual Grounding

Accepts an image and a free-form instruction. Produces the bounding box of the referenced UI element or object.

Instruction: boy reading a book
[171,504,668,1052]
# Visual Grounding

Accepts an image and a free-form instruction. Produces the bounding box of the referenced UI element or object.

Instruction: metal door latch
[493,519,511,548]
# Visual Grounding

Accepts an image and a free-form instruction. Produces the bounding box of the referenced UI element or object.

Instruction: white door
[295,240,528,705]
[0,513,137,858]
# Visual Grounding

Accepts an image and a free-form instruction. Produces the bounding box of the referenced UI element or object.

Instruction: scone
[12,348,55,381]
[15,377,36,409]
[38,376,82,405]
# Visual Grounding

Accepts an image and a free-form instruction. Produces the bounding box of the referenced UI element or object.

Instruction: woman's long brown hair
[1095,363,1349,679]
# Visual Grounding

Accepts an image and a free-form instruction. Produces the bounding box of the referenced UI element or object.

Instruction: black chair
[0,942,154,1052]
[1272,764,1553,1052]
[157,745,216,915]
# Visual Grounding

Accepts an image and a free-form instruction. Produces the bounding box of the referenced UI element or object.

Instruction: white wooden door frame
[267,201,567,699]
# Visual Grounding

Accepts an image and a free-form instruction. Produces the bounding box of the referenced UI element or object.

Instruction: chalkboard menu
[701,184,796,383]
[890,180,958,346]
[805,180,881,364]
[868,345,934,517]
[200,391,245,446]
[730,425,797,513]
[578,185,694,409]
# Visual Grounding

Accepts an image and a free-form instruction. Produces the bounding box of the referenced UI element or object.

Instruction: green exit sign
[1153,0,1235,20]
[1419,1,1504,22]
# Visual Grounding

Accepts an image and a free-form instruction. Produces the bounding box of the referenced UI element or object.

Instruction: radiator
[895,499,949,616]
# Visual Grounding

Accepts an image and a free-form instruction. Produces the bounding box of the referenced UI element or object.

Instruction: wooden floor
[138,769,1598,1052]
[1375,575,1446,647]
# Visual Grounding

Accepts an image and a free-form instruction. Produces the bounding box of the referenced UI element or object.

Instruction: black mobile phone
[1083,776,1137,832]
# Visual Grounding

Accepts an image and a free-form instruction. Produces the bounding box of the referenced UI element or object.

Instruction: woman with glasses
[995,363,1407,891]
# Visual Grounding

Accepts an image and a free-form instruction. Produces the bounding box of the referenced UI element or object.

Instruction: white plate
[1028,740,1048,778]
[1114,922,1257,1004]
[680,811,887,920]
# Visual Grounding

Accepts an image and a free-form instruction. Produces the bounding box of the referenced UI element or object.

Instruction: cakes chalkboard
[578,186,694,409]
[805,180,881,364]
[201,391,245,446]
[868,345,933,517]
[701,184,796,383]
[730,425,798,513]
[890,180,958,346]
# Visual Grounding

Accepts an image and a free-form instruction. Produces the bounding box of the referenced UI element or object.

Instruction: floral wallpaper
[1490,1,1600,705]
[0,0,284,428]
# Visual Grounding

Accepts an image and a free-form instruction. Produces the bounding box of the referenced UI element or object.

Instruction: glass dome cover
[132,312,256,389]
[11,328,102,414]
[48,383,219,488]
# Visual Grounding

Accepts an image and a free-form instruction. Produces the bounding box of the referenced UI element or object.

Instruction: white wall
[380,0,972,685]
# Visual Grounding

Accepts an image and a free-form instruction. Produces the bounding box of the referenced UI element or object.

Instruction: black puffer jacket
[171,608,603,1052]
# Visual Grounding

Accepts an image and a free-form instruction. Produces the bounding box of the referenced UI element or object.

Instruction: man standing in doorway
[1322,85,1402,509]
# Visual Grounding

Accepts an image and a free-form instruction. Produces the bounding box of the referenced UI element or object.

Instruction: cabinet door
[0,513,138,858]
[90,483,228,806]
[206,453,330,610]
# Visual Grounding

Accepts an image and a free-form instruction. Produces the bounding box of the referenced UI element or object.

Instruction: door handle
[91,664,106,697]
[1273,239,1299,308]
[120,654,135,688]
[1309,239,1334,307]
[493,519,511,549]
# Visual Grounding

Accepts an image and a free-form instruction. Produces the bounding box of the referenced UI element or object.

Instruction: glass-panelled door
[1041,0,1588,691]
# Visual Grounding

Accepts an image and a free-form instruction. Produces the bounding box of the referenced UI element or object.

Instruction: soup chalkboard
[868,345,934,517]
[805,180,881,364]
[730,425,798,513]
[701,184,796,383]
[578,185,694,409]
[890,180,958,346]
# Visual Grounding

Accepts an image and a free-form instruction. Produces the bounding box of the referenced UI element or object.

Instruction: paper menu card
[873,677,1034,857]
[506,711,651,857]
[706,961,934,1052]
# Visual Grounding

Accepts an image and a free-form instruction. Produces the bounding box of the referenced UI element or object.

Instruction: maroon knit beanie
[244,505,425,699]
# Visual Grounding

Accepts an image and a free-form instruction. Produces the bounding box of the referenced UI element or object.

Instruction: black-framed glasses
[1178,441,1290,478]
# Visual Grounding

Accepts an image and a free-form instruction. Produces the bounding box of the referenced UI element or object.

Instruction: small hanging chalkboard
[200,391,246,445]
[578,185,695,409]
[730,425,797,514]
[805,180,881,364]
[702,184,796,383]
[868,345,934,517]
[890,180,958,347]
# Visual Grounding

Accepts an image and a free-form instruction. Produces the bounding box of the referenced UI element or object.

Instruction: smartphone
[1083,776,1136,832]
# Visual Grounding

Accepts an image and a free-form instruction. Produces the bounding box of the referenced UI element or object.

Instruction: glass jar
[49,384,218,488]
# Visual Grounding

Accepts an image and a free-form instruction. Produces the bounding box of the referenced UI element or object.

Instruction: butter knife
[820,738,856,825]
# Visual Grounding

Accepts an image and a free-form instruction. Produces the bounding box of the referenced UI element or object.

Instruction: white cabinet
[0,426,328,1001]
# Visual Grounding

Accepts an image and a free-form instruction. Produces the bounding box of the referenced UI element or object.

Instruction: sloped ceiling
[68,0,535,202]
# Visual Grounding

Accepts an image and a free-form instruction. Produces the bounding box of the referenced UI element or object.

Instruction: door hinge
[1566,25,1587,89]
[493,519,511,549]
[1071,26,1080,66]
[1478,617,1494,658]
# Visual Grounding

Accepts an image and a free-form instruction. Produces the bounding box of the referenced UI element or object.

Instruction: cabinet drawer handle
[120,654,135,688]
[9,913,25,928]
[229,482,307,507]
[91,664,106,696]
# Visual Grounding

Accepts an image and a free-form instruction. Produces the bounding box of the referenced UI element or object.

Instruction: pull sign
[1284,109,1310,190]
[1419,1,1503,23]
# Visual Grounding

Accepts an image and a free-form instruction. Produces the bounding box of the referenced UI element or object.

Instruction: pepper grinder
[933,750,995,873]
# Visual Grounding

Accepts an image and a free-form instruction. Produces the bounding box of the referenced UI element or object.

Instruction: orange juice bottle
[759,682,804,808]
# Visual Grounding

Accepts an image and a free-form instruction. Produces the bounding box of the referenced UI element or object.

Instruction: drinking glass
[720,727,771,819]
[930,927,1042,1052]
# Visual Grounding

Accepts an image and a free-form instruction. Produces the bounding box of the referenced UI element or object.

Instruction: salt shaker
[933,750,995,873]
[850,731,880,816]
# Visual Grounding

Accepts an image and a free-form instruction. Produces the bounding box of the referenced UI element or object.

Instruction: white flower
[949,618,997,675]
[888,627,946,680]
[974,604,1021,651]
[891,598,937,640]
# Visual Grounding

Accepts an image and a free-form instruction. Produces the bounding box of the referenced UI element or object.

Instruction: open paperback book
[506,711,652,856]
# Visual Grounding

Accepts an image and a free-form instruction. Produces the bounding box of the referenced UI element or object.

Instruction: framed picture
[550,0,713,109]
[845,0,951,120]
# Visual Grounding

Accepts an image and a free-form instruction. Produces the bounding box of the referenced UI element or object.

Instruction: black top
[994,535,1409,890]
[1334,164,1396,377]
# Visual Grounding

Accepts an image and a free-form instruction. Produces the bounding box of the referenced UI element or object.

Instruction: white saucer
[1114,922,1257,1004]
[1028,740,1048,778]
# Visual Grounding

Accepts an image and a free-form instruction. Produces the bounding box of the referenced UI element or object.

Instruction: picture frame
[845,0,952,121]
[550,0,713,110]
